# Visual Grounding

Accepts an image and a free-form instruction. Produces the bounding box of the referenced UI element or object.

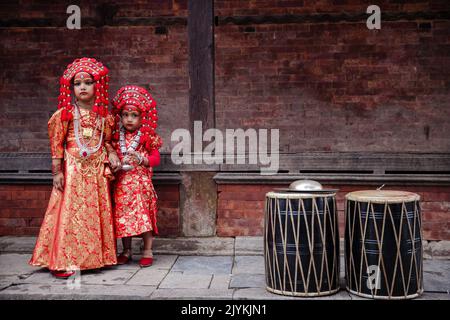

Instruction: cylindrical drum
[344,190,423,299]
[264,191,340,296]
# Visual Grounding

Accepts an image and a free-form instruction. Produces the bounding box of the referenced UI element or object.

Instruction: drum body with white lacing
[264,190,340,296]
[344,190,423,299]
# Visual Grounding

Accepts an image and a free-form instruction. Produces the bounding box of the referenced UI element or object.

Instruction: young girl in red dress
[29,58,121,278]
[111,85,162,267]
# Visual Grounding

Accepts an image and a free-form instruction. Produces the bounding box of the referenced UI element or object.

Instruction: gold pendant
[82,127,93,138]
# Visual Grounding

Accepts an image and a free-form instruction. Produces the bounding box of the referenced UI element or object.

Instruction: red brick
[15,227,41,236]
[219,192,268,201]
[156,191,180,202]
[0,218,27,227]
[0,191,11,201]
[0,185,25,191]
[157,200,180,209]
[423,226,450,241]
[0,199,48,209]
[218,209,263,220]
[422,211,449,222]
[29,218,44,227]
[218,200,264,210]
[0,208,44,218]
[12,190,40,200]
[421,201,450,211]
[421,192,450,202]
[24,185,52,192]
[0,227,24,236]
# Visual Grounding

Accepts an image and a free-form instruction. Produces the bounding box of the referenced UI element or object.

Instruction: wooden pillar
[188,0,215,130]
[182,0,217,237]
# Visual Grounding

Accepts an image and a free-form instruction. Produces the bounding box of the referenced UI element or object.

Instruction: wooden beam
[188,0,215,130]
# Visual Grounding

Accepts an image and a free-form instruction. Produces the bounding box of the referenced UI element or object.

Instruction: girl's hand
[126,151,143,165]
[109,152,121,172]
[53,172,64,192]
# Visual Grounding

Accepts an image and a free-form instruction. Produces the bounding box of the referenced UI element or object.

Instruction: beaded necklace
[74,103,105,158]
[119,125,142,156]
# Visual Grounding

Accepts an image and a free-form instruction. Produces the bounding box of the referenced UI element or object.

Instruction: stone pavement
[0,236,449,300]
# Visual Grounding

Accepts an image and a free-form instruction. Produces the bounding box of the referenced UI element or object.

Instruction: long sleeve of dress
[146,134,162,167]
[148,134,163,151]
[147,149,161,167]
[103,115,116,156]
[48,109,68,159]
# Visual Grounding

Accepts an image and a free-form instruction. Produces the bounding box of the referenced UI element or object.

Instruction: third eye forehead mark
[74,79,94,85]
[122,111,140,116]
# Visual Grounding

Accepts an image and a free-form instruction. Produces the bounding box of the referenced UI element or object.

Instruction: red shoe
[139,257,153,268]
[51,270,75,279]
[117,253,132,265]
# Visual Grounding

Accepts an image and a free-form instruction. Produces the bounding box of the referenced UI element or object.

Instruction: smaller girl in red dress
[111,85,162,267]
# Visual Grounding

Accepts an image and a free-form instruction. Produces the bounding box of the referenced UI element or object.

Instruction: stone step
[0,236,448,258]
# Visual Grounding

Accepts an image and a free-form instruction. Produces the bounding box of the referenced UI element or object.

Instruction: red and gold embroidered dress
[112,133,162,238]
[111,85,162,238]
[29,58,117,271]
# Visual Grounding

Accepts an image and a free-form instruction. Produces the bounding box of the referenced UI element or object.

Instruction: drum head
[273,188,339,193]
[345,190,420,203]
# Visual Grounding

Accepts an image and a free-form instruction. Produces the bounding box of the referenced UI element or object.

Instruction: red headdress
[111,85,159,151]
[57,57,110,121]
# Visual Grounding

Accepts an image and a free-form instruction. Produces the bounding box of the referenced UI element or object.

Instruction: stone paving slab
[423,259,450,293]
[126,268,169,286]
[159,272,213,289]
[0,239,449,300]
[417,292,450,300]
[171,256,233,275]
[0,283,156,300]
[230,274,265,289]
[151,288,234,300]
[21,268,138,286]
[210,274,232,290]
[112,255,178,270]
[233,256,265,274]
[0,254,35,276]
[0,275,22,291]
[77,268,138,285]
[151,255,179,269]
[0,237,36,254]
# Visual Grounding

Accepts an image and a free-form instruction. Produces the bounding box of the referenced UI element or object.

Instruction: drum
[344,190,423,299]
[264,190,340,296]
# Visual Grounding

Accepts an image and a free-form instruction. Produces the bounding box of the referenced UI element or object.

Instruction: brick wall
[0,1,188,20]
[215,1,450,153]
[0,1,449,240]
[0,1,189,154]
[214,0,449,15]
[0,184,181,237]
[217,184,450,241]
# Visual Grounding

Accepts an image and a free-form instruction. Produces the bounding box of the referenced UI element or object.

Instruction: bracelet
[137,153,143,165]
[52,163,62,176]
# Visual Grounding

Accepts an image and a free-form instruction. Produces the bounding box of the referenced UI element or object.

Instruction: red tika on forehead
[73,72,93,81]
[123,104,140,113]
